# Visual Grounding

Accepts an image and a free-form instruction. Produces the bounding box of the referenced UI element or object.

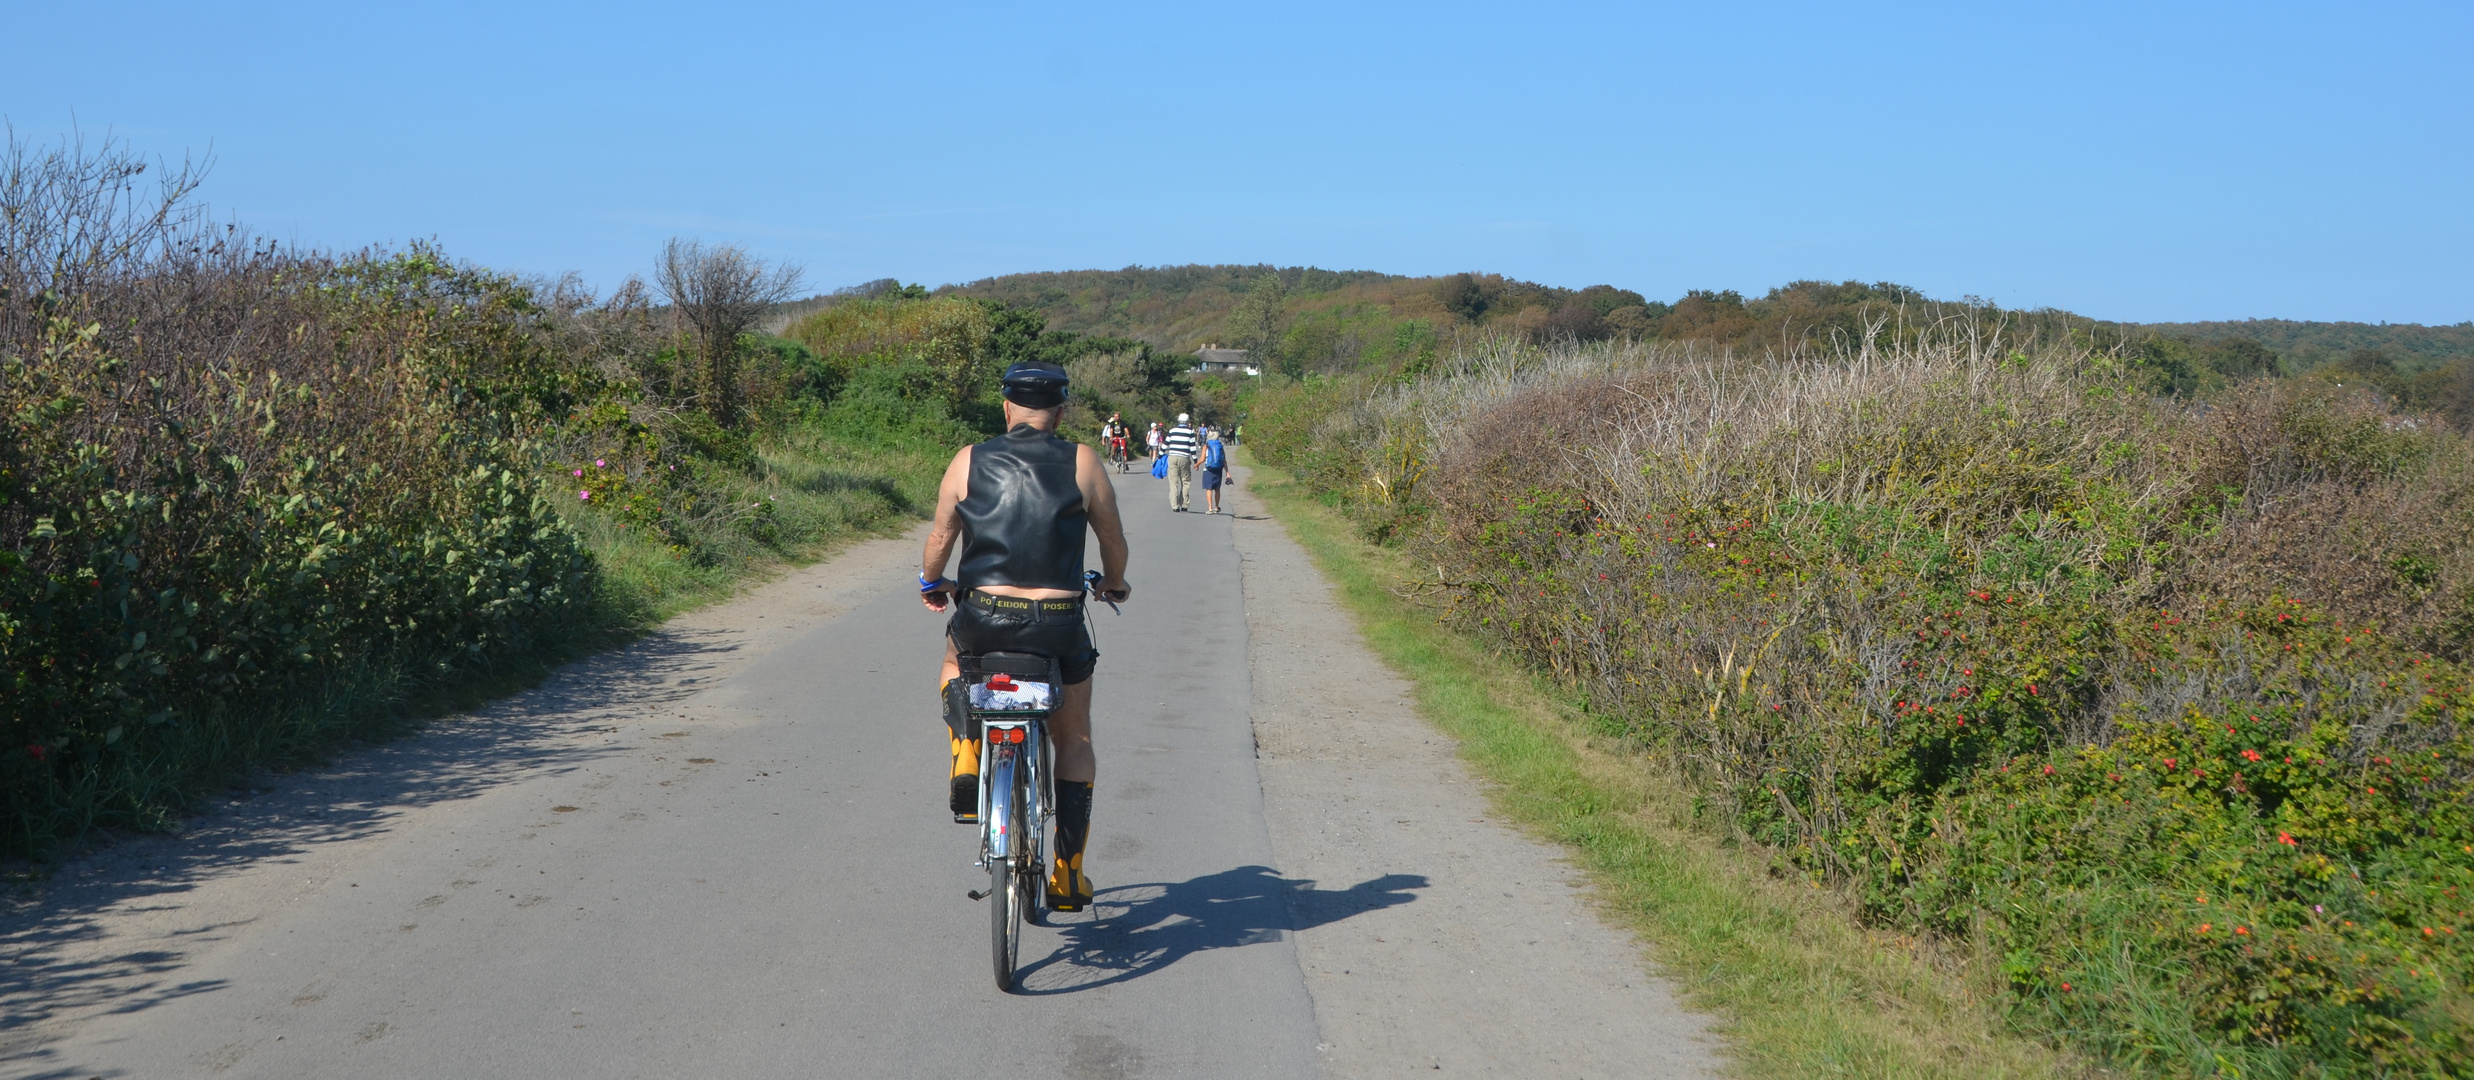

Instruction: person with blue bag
[1200,426,1229,515]
[1160,414,1200,511]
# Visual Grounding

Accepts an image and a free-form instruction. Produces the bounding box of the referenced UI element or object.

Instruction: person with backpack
[1200,426,1229,515]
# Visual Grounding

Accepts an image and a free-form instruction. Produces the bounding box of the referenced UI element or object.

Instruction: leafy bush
[785,295,996,413]
[1251,332,2474,1076]
[0,135,959,857]
[0,229,596,852]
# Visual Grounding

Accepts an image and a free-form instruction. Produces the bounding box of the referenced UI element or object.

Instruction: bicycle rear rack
[960,652,1061,884]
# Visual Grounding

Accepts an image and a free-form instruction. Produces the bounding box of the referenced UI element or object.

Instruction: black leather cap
[1000,361,1069,408]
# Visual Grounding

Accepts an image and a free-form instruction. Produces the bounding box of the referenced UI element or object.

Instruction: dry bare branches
[654,238,803,427]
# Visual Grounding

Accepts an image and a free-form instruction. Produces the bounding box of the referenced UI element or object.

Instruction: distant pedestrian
[1162,413,1200,512]
[1200,426,1228,514]
[1145,422,1163,462]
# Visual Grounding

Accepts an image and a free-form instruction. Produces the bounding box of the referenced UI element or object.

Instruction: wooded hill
[2140,317,2474,371]
[936,265,2468,372]
[927,264,2474,430]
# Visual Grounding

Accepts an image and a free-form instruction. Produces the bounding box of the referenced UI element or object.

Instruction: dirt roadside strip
[1228,464,1726,1078]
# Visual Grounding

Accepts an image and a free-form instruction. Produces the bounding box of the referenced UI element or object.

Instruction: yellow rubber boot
[949,734,981,823]
[1046,853,1093,912]
[1045,779,1094,910]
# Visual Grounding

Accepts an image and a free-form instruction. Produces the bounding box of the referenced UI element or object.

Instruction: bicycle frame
[959,651,1062,991]
[978,718,1046,866]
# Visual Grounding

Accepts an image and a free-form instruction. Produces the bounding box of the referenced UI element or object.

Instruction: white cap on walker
[1177,412,1190,423]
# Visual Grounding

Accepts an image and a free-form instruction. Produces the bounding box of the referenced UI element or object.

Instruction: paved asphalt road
[11,467,1314,1079]
[4,458,1720,1079]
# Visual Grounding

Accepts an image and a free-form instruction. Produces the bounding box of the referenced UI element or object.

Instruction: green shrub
[0,135,959,857]
[1,247,595,853]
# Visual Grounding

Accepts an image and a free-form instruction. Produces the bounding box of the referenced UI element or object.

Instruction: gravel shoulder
[1228,464,1726,1079]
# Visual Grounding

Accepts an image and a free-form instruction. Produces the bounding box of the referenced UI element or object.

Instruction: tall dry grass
[1249,328,2474,1075]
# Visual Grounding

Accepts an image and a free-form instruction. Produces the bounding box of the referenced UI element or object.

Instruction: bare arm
[920,446,972,611]
[1077,444,1131,602]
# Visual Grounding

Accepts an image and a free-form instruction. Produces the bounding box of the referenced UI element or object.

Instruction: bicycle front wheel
[990,853,1022,990]
[987,754,1025,992]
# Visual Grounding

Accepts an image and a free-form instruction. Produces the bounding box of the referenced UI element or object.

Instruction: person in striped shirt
[1161,414,1201,512]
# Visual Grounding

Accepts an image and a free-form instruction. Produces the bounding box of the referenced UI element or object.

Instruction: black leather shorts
[947,592,1099,685]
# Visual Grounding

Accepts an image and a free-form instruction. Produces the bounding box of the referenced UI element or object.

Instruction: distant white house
[1193,344,1260,377]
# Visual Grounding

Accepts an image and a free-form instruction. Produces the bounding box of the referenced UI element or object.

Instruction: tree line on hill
[935,265,2474,432]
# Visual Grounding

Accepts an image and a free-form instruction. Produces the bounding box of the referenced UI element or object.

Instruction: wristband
[920,574,952,594]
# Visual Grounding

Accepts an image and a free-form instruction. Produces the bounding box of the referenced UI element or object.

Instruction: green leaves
[0,244,606,858]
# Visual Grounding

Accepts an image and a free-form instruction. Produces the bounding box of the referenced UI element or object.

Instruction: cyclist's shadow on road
[1011,865,1423,995]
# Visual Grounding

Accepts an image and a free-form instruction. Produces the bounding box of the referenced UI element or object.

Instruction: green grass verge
[1243,456,2078,1080]
[569,423,945,628]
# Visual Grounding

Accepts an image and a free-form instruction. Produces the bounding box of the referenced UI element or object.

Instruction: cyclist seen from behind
[920,361,1132,912]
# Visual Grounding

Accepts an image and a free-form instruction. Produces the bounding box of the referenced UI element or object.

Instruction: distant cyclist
[919,361,1132,912]
[1102,412,1131,471]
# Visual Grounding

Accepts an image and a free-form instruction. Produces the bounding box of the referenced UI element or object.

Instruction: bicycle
[959,649,1057,991]
[953,573,1121,991]
[1107,436,1131,473]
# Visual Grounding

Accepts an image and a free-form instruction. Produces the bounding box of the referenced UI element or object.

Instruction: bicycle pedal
[953,812,979,825]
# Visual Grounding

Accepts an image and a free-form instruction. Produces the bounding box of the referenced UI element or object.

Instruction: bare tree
[653,237,804,428]
[0,125,212,311]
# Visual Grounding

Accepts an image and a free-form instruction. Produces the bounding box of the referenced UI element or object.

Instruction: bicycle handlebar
[1085,570,1125,614]
[920,574,1121,613]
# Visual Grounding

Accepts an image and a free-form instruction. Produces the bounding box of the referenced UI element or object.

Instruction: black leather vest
[956,425,1087,591]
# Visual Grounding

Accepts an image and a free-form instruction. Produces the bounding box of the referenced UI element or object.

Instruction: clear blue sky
[8,1,2467,324]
